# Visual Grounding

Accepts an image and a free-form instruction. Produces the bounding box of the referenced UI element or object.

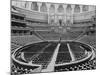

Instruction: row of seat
[32,43,57,68]
[11,43,20,51]
[36,31,60,40]
[56,43,72,64]
[78,35,96,48]
[11,35,42,46]
[11,64,35,75]
[69,43,86,60]
[11,43,22,54]
[11,58,96,74]
[63,30,83,40]
[55,59,96,72]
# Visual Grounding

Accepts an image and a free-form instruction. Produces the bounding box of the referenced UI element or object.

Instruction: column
[71,5,75,24]
[63,5,67,24]
[80,5,83,13]
[55,4,58,24]
[27,2,32,10]
[46,3,50,24]
[25,1,29,9]
[37,2,42,12]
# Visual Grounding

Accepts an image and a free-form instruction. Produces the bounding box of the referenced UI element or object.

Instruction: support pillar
[80,5,83,13]
[37,2,42,12]
[46,3,50,24]
[71,5,75,24]
[27,2,32,10]
[55,4,58,24]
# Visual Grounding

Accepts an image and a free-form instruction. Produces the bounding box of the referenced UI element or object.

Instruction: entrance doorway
[59,19,62,26]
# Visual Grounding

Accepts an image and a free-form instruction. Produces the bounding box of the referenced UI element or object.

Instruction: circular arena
[11,41,96,74]
[11,0,96,75]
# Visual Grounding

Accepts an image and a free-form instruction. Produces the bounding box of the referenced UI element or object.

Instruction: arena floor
[11,39,96,74]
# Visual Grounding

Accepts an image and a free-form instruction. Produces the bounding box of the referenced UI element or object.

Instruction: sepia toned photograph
[11,0,96,75]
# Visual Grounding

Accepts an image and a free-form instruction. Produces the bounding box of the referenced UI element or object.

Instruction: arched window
[82,5,89,12]
[25,2,29,8]
[31,2,38,11]
[40,3,47,12]
[57,5,64,13]
[49,4,55,13]
[74,5,80,13]
[66,4,72,13]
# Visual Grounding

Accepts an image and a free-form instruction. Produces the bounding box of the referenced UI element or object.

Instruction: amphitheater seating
[11,43,21,51]
[30,23,51,30]
[77,35,96,48]
[36,31,60,40]
[11,63,39,75]
[11,35,42,46]
[61,31,83,40]
[12,58,96,74]
[11,43,21,54]
[55,58,96,72]
[35,29,83,41]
